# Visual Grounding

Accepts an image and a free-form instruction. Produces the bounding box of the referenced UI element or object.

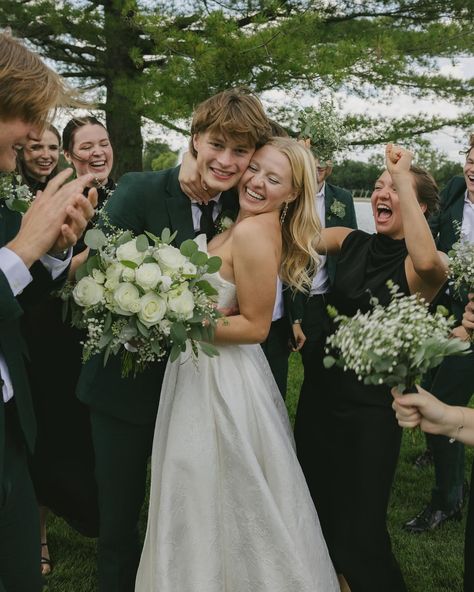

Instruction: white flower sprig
[324,282,470,392]
[60,226,223,376]
[297,99,346,163]
[0,173,34,214]
[447,236,474,299]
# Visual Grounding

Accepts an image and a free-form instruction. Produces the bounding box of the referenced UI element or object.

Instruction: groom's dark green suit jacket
[0,205,63,482]
[76,166,238,425]
[429,175,468,322]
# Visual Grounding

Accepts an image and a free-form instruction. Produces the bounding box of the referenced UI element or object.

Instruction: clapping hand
[7,169,97,267]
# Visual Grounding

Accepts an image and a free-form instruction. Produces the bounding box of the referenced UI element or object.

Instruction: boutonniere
[0,173,34,214]
[329,199,346,220]
[215,210,236,234]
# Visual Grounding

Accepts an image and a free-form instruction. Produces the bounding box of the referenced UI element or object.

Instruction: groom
[77,88,271,592]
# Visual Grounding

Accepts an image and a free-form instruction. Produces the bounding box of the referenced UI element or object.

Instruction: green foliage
[143,140,178,171]
[3,1,474,174]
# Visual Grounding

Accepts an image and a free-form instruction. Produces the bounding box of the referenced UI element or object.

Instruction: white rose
[182,261,197,276]
[106,262,124,282]
[121,267,136,282]
[135,263,162,291]
[138,292,167,327]
[168,287,195,319]
[113,282,141,315]
[159,275,172,292]
[73,277,104,307]
[104,277,119,291]
[92,269,106,284]
[116,239,145,266]
[154,245,187,273]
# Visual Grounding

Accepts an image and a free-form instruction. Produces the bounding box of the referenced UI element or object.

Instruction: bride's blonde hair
[266,137,321,293]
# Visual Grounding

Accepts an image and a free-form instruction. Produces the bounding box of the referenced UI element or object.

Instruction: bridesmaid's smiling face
[238,144,297,217]
[65,123,113,184]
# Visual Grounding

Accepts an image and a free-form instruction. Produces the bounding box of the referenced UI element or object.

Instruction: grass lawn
[42,353,469,591]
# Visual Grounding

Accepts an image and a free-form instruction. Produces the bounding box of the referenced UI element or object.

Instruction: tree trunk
[103,0,144,179]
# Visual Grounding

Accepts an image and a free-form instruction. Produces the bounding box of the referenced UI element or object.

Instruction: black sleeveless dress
[295,230,409,592]
[22,180,114,536]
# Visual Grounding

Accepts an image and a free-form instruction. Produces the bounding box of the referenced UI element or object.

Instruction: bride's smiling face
[238,144,296,216]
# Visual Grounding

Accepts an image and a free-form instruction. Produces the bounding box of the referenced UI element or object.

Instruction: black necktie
[198,202,217,241]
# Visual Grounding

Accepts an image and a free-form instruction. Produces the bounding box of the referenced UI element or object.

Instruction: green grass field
[42,353,469,591]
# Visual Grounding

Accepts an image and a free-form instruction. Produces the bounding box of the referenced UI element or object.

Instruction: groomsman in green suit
[404,140,474,537]
[76,88,272,592]
[292,155,357,503]
[0,33,97,592]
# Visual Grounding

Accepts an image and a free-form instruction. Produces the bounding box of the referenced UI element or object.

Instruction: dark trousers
[294,295,329,420]
[0,403,41,592]
[91,410,155,592]
[425,350,474,511]
[260,317,290,398]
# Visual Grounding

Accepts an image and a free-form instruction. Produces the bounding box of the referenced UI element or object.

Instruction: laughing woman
[17,124,61,194]
[22,117,115,574]
[294,144,448,592]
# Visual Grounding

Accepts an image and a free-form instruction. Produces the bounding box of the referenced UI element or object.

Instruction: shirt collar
[192,193,222,206]
[316,182,326,200]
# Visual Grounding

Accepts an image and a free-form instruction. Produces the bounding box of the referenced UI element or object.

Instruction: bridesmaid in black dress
[294,145,448,592]
[21,117,115,574]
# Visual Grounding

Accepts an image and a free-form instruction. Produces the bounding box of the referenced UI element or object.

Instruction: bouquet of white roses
[61,226,223,376]
[324,282,470,392]
[0,173,34,214]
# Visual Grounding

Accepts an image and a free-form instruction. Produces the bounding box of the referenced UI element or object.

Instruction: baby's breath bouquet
[61,227,222,376]
[0,173,34,214]
[297,98,346,163]
[324,283,470,392]
[447,237,474,299]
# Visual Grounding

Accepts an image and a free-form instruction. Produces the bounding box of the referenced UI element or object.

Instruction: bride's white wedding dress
[135,237,338,592]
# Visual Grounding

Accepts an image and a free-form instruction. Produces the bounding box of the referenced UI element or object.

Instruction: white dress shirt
[461,191,474,244]
[309,183,330,296]
[0,246,71,402]
[191,195,222,232]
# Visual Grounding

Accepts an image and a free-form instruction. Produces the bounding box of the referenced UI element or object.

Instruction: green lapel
[324,184,338,228]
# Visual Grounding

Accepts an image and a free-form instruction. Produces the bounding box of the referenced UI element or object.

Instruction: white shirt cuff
[0,247,33,296]
[40,248,73,280]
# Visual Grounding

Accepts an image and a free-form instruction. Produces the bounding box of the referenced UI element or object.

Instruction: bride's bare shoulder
[232,214,279,242]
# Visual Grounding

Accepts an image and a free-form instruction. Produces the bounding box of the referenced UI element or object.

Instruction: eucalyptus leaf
[84,228,108,249]
[169,343,181,362]
[136,234,150,252]
[199,342,219,357]
[180,239,198,257]
[115,230,134,246]
[205,256,222,274]
[161,228,171,243]
[323,355,336,369]
[120,259,138,269]
[171,322,187,344]
[190,251,208,266]
[86,254,100,274]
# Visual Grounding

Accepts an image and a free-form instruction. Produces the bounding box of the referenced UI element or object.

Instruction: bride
[135,137,339,592]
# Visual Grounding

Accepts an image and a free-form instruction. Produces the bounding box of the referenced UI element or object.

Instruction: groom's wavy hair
[189,88,271,155]
[268,137,322,294]
[0,32,85,128]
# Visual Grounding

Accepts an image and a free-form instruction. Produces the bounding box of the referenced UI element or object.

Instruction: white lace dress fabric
[135,236,338,592]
